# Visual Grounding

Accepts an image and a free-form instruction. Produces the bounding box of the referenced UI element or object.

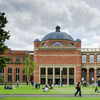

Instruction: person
[17,80,19,87]
[95,87,100,93]
[26,81,28,86]
[31,80,34,87]
[75,81,81,97]
[43,85,49,92]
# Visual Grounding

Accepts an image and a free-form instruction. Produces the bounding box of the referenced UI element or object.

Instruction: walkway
[0,94,100,98]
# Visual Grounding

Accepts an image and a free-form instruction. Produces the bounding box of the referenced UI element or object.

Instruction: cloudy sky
[1,0,100,51]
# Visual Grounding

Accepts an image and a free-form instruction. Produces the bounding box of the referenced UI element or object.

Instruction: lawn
[0,97,100,100]
[0,85,100,95]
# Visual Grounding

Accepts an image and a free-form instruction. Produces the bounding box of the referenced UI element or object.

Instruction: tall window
[90,55,94,63]
[41,68,45,75]
[8,68,12,82]
[0,68,4,78]
[97,55,100,62]
[16,68,20,81]
[16,57,20,62]
[10,57,13,62]
[82,55,86,63]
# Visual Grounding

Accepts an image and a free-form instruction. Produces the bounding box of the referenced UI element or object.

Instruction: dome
[42,26,74,41]
[76,39,81,42]
[34,38,40,42]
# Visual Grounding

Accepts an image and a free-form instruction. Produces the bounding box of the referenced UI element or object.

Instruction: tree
[0,12,10,70]
[23,55,36,81]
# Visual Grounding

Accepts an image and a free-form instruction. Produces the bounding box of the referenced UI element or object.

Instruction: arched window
[68,43,74,46]
[53,42,63,47]
[42,43,48,47]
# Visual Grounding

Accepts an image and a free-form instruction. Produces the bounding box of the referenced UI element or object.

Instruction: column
[39,67,40,84]
[67,68,69,85]
[60,67,62,85]
[12,67,15,82]
[53,67,55,85]
[4,67,8,82]
[94,68,97,84]
[46,67,48,84]
[87,68,89,84]
[74,67,76,84]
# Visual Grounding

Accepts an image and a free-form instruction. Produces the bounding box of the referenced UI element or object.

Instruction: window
[16,57,20,62]
[8,68,12,73]
[97,55,100,62]
[16,68,20,73]
[8,68,12,82]
[90,55,94,63]
[42,43,48,47]
[82,55,86,63]
[55,68,60,75]
[0,68,4,73]
[24,51,28,55]
[8,75,12,82]
[10,57,13,62]
[23,57,27,61]
[9,50,13,54]
[23,75,27,82]
[16,75,20,81]
[68,43,74,46]
[48,68,53,74]
[41,68,45,75]
[53,42,63,47]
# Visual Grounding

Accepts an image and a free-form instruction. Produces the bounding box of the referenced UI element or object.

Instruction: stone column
[87,68,89,84]
[74,67,76,84]
[12,67,15,82]
[46,67,48,84]
[4,67,8,82]
[60,67,62,85]
[94,67,97,84]
[53,67,55,85]
[67,68,69,85]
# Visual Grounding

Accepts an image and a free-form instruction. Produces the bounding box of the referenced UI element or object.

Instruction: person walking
[75,81,81,97]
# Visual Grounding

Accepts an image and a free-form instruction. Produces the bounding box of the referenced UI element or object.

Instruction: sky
[1,0,100,51]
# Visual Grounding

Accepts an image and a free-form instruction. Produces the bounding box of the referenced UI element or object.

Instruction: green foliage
[23,55,37,80]
[0,77,4,83]
[0,12,10,69]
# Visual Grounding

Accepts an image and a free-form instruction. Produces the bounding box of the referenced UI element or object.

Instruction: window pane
[16,68,20,73]
[41,68,45,75]
[16,57,20,62]
[16,75,20,81]
[97,55,100,62]
[8,68,12,73]
[90,55,94,63]
[82,55,86,63]
[8,75,12,82]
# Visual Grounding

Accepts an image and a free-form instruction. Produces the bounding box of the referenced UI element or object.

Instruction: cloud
[1,0,100,50]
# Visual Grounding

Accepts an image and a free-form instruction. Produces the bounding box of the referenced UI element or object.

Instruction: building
[0,48,33,83]
[1,26,100,85]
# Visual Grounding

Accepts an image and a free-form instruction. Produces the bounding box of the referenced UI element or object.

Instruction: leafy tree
[23,55,36,81]
[0,12,10,70]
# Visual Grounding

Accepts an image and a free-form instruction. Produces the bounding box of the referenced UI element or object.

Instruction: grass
[0,85,100,94]
[1,97,100,100]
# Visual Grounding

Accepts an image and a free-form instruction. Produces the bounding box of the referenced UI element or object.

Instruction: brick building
[1,26,100,85]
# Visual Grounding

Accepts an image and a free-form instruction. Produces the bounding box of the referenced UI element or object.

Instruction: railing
[81,48,100,52]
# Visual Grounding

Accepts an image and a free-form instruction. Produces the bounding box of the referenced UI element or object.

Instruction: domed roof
[76,39,81,42]
[34,38,40,42]
[42,26,74,41]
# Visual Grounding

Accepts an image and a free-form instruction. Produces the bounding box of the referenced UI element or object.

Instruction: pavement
[1,94,100,98]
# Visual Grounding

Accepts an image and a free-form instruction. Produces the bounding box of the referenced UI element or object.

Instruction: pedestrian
[26,81,28,86]
[75,81,81,97]
[17,80,19,87]
[31,80,34,88]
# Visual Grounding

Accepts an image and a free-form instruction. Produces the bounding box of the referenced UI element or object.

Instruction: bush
[0,77,4,84]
